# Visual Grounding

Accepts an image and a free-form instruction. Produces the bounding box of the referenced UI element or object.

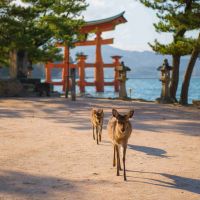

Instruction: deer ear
[127,109,134,118]
[92,109,97,114]
[112,109,119,118]
[99,109,104,116]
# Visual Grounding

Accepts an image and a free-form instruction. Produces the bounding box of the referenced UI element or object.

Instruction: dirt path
[0,97,200,200]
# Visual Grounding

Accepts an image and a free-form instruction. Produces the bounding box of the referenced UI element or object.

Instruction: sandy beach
[0,97,200,200]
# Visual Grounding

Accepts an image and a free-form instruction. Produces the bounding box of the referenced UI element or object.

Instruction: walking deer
[91,108,104,145]
[107,108,134,181]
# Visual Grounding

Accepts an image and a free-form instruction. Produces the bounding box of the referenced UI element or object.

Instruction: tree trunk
[169,55,181,102]
[180,33,200,105]
[9,50,18,78]
[17,50,28,76]
[169,0,192,102]
[9,50,28,78]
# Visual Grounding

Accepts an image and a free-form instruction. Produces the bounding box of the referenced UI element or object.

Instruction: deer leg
[119,147,122,171]
[116,145,120,176]
[123,146,127,181]
[113,145,116,167]
[93,125,95,140]
[99,126,102,142]
[96,127,99,145]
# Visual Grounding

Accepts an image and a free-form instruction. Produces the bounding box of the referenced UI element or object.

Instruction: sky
[14,0,197,52]
[83,0,172,51]
[14,0,172,51]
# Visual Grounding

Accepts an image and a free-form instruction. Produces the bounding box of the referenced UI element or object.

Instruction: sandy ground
[0,97,200,200]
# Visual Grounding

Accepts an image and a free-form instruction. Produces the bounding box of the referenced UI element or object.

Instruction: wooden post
[71,68,76,101]
[63,46,69,93]
[95,31,104,92]
[77,55,87,93]
[112,56,122,92]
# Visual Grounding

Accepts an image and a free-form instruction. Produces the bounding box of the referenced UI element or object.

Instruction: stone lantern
[157,59,173,103]
[116,61,131,99]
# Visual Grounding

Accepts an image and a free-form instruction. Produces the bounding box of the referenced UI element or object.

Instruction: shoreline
[2,94,198,108]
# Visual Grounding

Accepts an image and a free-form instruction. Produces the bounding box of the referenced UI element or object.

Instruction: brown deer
[91,108,104,145]
[107,108,134,181]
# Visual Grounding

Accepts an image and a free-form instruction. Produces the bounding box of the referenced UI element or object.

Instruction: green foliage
[139,0,200,103]
[149,37,196,55]
[0,46,9,66]
[0,0,88,65]
[138,0,200,56]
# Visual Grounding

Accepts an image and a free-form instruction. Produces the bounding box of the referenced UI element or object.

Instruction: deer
[91,108,104,145]
[107,108,134,181]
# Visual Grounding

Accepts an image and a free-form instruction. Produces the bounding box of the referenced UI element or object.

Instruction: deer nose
[121,124,126,132]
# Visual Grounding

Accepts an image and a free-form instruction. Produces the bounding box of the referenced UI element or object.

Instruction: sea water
[54,77,200,104]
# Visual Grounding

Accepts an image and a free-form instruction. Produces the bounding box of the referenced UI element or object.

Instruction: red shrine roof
[81,11,127,33]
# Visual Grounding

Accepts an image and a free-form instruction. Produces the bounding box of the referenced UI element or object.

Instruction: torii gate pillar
[95,31,104,92]
[62,46,69,92]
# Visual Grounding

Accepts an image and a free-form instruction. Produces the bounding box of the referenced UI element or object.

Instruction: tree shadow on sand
[133,102,200,137]
[1,97,200,137]
[127,170,200,195]
[0,170,110,199]
[0,170,76,199]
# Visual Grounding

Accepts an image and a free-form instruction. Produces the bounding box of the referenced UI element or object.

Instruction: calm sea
[54,77,200,104]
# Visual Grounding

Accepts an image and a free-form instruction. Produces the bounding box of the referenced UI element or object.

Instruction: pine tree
[138,0,194,102]
[179,1,200,105]
[0,0,87,77]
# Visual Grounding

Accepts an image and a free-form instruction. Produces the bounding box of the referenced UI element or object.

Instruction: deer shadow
[128,144,168,158]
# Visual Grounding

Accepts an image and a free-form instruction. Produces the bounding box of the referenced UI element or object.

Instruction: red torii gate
[45,12,127,92]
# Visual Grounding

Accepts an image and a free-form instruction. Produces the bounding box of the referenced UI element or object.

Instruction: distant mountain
[1,45,199,79]
[71,45,200,78]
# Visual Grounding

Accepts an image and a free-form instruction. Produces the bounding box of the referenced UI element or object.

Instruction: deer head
[112,109,134,133]
[93,109,104,124]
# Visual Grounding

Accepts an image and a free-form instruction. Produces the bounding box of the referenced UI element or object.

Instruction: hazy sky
[14,0,175,51]
[84,0,172,51]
